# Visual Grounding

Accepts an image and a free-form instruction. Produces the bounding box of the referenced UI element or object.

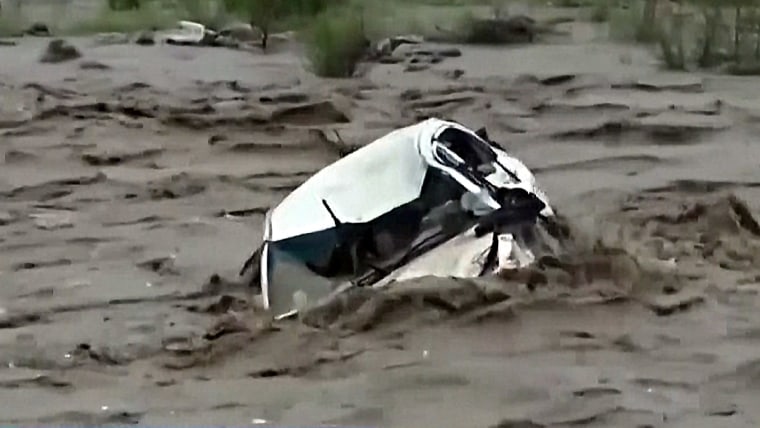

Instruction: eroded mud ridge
[3,37,760,426]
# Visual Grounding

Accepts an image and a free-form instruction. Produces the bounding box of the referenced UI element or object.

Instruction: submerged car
[241,118,556,318]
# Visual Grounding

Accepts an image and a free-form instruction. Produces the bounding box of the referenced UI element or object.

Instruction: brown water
[2,17,760,427]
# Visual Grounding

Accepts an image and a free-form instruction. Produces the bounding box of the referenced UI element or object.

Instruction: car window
[435,127,496,168]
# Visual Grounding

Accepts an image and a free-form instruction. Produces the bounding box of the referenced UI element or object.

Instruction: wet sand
[2,22,760,427]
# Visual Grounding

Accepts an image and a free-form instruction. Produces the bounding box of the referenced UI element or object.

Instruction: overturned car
[241,118,558,318]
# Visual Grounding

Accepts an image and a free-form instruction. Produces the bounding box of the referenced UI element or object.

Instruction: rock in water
[135,31,155,45]
[39,39,81,63]
[25,22,51,37]
[79,60,111,70]
[467,16,537,44]
[0,211,17,226]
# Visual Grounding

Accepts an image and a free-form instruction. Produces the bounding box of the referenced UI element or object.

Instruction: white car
[241,118,556,318]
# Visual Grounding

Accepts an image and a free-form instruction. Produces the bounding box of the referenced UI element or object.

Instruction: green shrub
[108,0,141,11]
[447,12,536,44]
[724,62,760,75]
[66,2,176,34]
[607,1,657,43]
[0,15,26,37]
[657,26,687,70]
[589,0,610,22]
[305,7,367,77]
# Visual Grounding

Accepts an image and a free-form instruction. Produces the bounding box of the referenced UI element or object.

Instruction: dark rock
[79,60,110,70]
[258,91,309,104]
[0,39,17,46]
[466,16,537,44]
[208,134,227,145]
[25,22,51,37]
[0,211,17,226]
[437,47,462,57]
[404,63,430,72]
[378,55,404,64]
[439,69,465,80]
[540,74,575,85]
[39,39,81,64]
[134,31,155,45]
[406,53,442,67]
[136,255,178,276]
[491,418,544,428]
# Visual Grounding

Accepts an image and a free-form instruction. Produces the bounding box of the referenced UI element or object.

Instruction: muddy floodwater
[2,12,760,427]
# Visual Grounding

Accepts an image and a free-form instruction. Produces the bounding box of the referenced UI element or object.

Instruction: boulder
[79,60,111,70]
[135,31,155,45]
[25,22,51,37]
[436,47,462,57]
[466,16,537,44]
[0,211,17,226]
[404,63,430,72]
[39,39,81,64]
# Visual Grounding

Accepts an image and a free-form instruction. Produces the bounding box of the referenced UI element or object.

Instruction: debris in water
[30,210,74,230]
[39,39,81,64]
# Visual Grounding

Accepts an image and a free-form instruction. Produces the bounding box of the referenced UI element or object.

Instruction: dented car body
[243,118,555,318]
